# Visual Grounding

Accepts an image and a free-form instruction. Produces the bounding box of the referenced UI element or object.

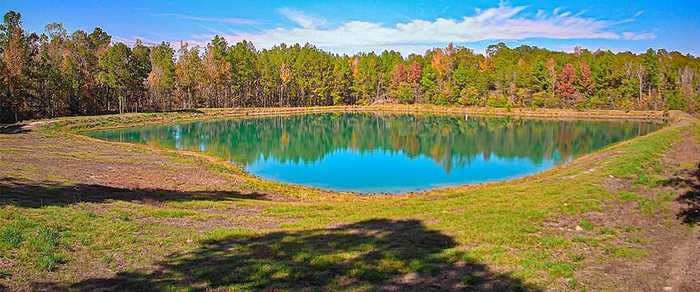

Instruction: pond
[87,112,663,193]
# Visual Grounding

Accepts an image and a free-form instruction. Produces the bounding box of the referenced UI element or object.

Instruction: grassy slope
[0,107,694,290]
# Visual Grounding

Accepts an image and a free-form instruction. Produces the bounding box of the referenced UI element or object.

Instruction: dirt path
[661,131,700,291]
[666,225,700,291]
[663,162,700,291]
[573,127,700,291]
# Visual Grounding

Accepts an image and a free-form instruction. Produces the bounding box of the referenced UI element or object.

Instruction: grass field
[0,106,698,291]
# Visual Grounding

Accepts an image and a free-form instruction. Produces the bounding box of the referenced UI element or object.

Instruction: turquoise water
[87,112,662,193]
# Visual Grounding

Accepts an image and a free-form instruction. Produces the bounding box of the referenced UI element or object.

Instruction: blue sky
[1,0,699,55]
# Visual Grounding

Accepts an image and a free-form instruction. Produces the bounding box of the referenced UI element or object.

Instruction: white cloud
[622,31,656,41]
[159,13,259,25]
[112,36,160,46]
[278,8,326,29]
[188,4,654,54]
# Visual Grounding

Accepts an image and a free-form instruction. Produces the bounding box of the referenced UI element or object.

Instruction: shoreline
[67,107,673,198]
[27,105,669,134]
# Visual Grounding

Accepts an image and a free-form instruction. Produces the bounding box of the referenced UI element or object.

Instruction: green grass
[578,219,595,231]
[617,190,676,216]
[142,208,197,218]
[618,191,639,202]
[0,109,694,290]
[0,216,65,271]
[604,245,647,259]
[0,223,24,249]
[28,226,65,270]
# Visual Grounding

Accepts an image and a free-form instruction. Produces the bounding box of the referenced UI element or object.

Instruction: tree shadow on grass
[0,177,270,208]
[662,162,700,225]
[35,219,536,291]
[0,124,31,134]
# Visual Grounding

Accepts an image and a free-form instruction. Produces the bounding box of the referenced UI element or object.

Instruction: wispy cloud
[621,31,656,41]
[159,13,259,25]
[189,4,655,54]
[112,35,160,46]
[278,8,326,29]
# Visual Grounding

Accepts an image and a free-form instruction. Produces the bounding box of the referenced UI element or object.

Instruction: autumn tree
[545,57,557,96]
[147,42,175,110]
[577,60,593,94]
[174,42,203,109]
[3,9,700,122]
[1,12,26,121]
[556,63,577,107]
[202,35,231,107]
[279,63,290,106]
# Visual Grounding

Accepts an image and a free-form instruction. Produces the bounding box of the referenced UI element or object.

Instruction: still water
[88,113,662,193]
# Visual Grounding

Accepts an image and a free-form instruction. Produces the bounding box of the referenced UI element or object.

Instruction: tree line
[1,10,700,123]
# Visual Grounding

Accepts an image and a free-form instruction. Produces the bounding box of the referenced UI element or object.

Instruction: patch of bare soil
[0,129,293,204]
[0,127,298,236]
[571,131,700,291]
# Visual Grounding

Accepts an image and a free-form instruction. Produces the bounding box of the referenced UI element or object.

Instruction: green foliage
[27,226,64,270]
[394,83,415,104]
[667,91,689,111]
[0,223,24,249]
[3,7,700,123]
[578,219,594,231]
[485,94,510,108]
[532,91,558,108]
[458,86,481,106]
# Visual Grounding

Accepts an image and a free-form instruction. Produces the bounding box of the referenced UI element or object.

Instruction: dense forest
[1,10,700,123]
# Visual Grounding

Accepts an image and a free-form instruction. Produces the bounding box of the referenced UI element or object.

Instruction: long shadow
[663,163,700,225]
[0,124,30,134]
[0,177,270,208]
[34,219,535,291]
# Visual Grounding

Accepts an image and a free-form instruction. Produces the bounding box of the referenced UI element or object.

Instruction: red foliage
[578,60,594,95]
[407,62,422,84]
[556,63,578,103]
[390,63,407,87]
[391,62,422,87]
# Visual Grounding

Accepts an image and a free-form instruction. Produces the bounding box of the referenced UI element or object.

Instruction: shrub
[666,91,689,111]
[394,83,415,104]
[588,95,610,109]
[458,86,481,106]
[532,91,558,108]
[486,93,510,108]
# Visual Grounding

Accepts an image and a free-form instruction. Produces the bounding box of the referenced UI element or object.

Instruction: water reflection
[89,113,661,193]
